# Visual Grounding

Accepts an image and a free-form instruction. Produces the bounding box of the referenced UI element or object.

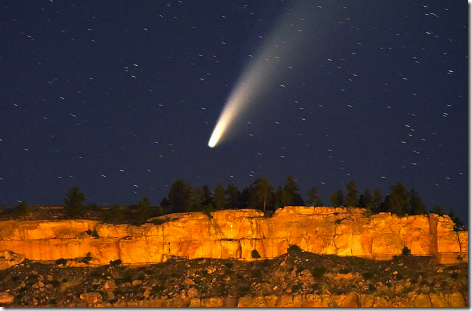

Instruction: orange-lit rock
[0,207,467,265]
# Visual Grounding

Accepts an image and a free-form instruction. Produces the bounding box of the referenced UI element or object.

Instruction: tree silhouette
[307,187,323,206]
[336,189,344,206]
[344,181,358,207]
[239,187,251,209]
[202,185,212,206]
[388,183,409,216]
[137,197,151,223]
[12,201,28,217]
[64,187,85,218]
[274,186,292,209]
[188,187,205,212]
[358,188,372,208]
[371,189,382,213]
[431,205,444,216]
[213,184,227,209]
[330,192,339,207]
[167,179,192,212]
[105,204,124,224]
[249,177,274,213]
[225,183,240,209]
[160,198,170,207]
[409,189,426,215]
[284,175,305,205]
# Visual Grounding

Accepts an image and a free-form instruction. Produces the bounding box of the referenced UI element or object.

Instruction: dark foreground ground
[1,248,468,307]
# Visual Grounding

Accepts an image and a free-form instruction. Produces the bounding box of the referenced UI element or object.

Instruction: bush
[287,244,302,253]
[402,246,411,256]
[56,258,67,266]
[339,268,351,274]
[237,285,251,297]
[202,205,213,219]
[82,252,93,264]
[251,249,261,259]
[362,272,374,280]
[311,267,326,278]
[110,259,122,266]
[86,229,100,238]
[251,269,262,278]
[151,219,165,226]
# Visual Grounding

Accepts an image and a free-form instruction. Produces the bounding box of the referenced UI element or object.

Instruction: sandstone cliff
[0,207,467,265]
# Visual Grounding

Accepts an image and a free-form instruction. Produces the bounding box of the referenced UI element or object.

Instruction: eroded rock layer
[0,207,467,265]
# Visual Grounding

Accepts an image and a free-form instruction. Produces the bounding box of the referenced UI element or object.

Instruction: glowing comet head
[207,96,240,148]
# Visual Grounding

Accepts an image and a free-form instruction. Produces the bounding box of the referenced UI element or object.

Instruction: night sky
[0,1,468,222]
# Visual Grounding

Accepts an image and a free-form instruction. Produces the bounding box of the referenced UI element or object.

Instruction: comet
[208,1,325,148]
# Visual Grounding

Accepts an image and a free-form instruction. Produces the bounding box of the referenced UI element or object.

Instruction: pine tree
[137,197,151,223]
[371,189,382,213]
[213,184,227,209]
[330,192,339,207]
[239,187,251,209]
[225,183,240,209]
[167,179,192,212]
[344,181,358,207]
[274,186,292,209]
[202,185,212,206]
[188,187,205,212]
[388,183,409,216]
[249,177,274,213]
[431,205,444,216]
[64,187,86,218]
[409,189,426,215]
[284,175,305,205]
[307,187,323,206]
[336,189,344,206]
[358,188,372,208]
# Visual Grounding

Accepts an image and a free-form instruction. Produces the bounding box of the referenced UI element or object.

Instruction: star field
[0,1,468,223]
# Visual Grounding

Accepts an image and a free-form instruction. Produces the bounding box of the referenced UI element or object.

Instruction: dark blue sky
[0,1,468,222]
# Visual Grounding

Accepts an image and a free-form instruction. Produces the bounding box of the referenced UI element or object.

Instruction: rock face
[0,207,467,265]
[0,250,25,270]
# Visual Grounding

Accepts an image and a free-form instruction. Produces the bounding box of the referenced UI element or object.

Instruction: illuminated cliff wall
[0,207,467,265]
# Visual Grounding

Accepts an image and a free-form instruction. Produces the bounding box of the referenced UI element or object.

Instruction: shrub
[237,285,251,297]
[251,250,261,259]
[251,269,262,278]
[402,246,411,256]
[362,272,374,280]
[368,284,376,292]
[82,252,93,264]
[287,244,302,253]
[339,268,351,274]
[202,205,213,219]
[47,280,61,288]
[311,267,327,278]
[110,259,122,266]
[151,219,165,226]
[151,285,164,295]
[56,258,67,266]
[451,272,459,280]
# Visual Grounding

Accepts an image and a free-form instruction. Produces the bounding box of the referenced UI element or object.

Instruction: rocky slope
[0,207,467,266]
[0,248,467,307]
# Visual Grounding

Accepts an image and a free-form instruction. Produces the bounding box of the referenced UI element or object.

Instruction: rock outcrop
[0,207,467,266]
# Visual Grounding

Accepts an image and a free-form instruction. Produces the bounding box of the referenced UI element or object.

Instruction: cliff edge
[0,207,467,266]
